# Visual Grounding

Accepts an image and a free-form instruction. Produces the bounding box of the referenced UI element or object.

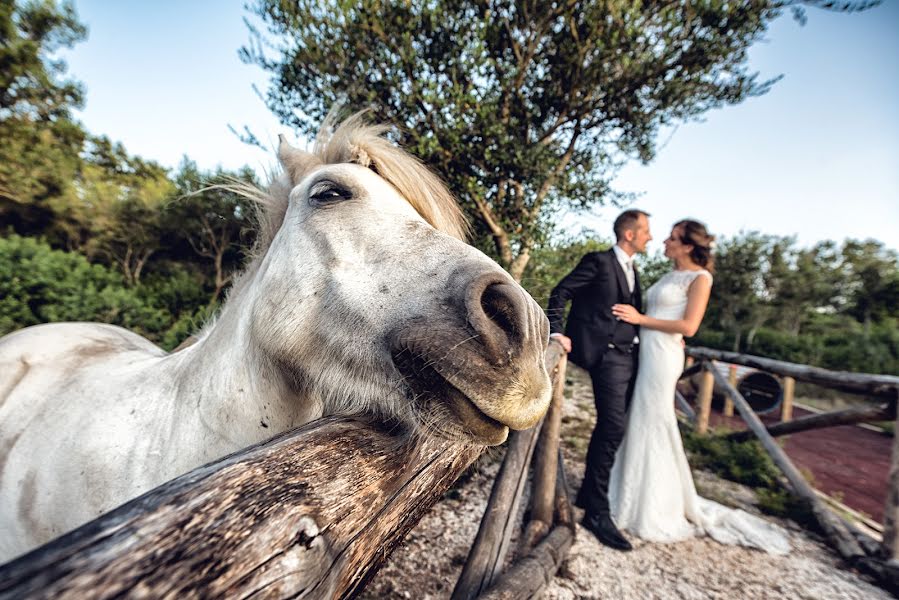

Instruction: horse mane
[219,112,469,303]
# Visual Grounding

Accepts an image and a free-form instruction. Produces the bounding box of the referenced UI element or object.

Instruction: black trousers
[579,345,638,517]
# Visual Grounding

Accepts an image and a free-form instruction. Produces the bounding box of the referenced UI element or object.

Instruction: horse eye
[308,182,352,206]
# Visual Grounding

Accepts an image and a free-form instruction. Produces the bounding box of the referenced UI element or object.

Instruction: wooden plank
[0,417,482,599]
[709,363,865,562]
[686,347,899,398]
[781,376,795,422]
[727,401,895,442]
[696,366,714,435]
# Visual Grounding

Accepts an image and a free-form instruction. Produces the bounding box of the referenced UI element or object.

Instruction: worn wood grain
[0,417,482,600]
[520,354,567,551]
[479,526,575,600]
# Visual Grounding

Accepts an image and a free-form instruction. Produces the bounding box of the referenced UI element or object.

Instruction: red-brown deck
[708,406,890,523]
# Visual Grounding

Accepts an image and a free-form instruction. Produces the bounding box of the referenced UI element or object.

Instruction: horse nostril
[466,275,529,362]
[480,284,523,342]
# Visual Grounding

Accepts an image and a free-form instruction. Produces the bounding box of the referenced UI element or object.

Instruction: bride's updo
[675,219,716,273]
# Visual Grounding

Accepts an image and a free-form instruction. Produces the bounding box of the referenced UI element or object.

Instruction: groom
[546,209,651,551]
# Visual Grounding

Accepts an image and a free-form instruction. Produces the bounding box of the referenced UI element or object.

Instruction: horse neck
[169,280,316,451]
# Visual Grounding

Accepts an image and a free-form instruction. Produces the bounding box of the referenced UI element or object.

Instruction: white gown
[609,269,790,555]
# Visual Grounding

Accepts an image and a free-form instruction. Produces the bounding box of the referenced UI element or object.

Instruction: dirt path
[361,364,888,599]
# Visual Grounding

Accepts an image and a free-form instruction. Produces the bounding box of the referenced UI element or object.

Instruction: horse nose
[466,273,536,364]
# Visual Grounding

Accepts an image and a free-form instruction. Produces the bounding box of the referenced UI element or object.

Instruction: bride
[609,219,790,555]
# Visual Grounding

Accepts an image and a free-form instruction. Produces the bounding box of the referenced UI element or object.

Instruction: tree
[168,160,257,304]
[0,0,87,233]
[841,239,899,330]
[75,137,174,286]
[242,0,876,280]
[763,239,842,336]
[705,232,772,352]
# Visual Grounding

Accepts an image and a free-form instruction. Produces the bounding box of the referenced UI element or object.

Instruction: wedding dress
[608,269,790,555]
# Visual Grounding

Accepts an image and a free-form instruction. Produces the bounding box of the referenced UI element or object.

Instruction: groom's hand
[550,333,572,353]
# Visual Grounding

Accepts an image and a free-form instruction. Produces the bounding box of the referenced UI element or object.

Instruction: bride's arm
[612,275,712,337]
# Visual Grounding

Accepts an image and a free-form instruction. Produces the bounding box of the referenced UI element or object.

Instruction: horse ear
[278,135,319,187]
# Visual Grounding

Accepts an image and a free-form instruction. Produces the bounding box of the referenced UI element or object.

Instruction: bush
[0,234,210,350]
[682,429,815,526]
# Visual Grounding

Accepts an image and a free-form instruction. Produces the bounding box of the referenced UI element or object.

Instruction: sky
[62,1,898,252]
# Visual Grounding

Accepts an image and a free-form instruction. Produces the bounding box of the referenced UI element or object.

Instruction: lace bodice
[645,269,712,320]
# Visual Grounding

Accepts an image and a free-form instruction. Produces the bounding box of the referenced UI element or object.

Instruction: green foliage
[0,0,87,231]
[682,429,815,526]
[241,0,867,277]
[0,234,209,350]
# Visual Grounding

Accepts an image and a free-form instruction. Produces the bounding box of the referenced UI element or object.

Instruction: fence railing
[682,346,899,594]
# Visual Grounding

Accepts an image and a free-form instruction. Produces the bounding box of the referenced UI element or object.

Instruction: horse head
[239,115,551,445]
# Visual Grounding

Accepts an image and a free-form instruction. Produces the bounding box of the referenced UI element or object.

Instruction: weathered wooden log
[781,375,795,421]
[675,390,696,422]
[479,525,575,600]
[520,353,567,551]
[708,363,865,562]
[687,347,899,398]
[882,387,899,560]
[554,449,575,530]
[679,361,704,381]
[0,417,482,599]
[451,343,565,600]
[724,364,737,417]
[727,401,896,442]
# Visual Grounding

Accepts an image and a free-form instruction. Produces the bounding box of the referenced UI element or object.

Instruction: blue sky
[63,1,898,251]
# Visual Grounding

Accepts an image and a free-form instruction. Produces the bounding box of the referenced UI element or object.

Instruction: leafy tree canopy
[242,0,877,279]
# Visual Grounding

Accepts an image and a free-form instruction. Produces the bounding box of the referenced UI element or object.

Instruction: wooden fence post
[520,353,567,551]
[724,364,736,418]
[781,376,795,422]
[696,364,714,435]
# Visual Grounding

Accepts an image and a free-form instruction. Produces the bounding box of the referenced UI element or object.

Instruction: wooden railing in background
[682,346,899,593]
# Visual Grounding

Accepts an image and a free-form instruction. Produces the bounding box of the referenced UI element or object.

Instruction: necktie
[625,258,635,292]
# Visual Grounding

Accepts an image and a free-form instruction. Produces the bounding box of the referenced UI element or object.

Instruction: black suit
[547,248,642,517]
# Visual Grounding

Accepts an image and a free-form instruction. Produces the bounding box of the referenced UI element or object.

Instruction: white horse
[0,114,551,562]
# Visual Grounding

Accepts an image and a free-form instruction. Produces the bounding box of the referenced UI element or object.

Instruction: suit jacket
[546,249,642,369]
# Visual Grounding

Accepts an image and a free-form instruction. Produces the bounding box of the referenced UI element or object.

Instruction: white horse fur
[0,114,552,562]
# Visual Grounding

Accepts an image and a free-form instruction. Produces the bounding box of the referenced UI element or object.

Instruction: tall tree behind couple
[548,211,790,554]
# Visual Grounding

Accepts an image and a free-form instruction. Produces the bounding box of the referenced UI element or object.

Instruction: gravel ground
[361,364,889,599]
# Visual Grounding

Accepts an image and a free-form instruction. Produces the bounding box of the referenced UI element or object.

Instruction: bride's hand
[612,303,644,325]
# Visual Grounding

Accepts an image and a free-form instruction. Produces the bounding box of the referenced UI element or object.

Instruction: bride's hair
[675,219,716,273]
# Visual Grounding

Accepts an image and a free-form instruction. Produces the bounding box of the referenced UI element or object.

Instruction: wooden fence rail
[0,418,482,599]
[679,348,899,594]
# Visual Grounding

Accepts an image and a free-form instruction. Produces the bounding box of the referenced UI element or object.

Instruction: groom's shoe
[581,513,633,551]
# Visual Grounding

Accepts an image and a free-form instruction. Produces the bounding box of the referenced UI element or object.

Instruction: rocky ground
[360,364,889,600]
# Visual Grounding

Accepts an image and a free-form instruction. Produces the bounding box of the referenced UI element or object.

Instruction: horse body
[0,117,552,562]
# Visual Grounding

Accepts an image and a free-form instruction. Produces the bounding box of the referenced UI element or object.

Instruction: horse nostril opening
[478,283,525,346]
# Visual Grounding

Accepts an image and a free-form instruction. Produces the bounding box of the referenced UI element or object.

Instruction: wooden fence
[682,346,899,593]
[3,342,895,597]
[0,343,571,599]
